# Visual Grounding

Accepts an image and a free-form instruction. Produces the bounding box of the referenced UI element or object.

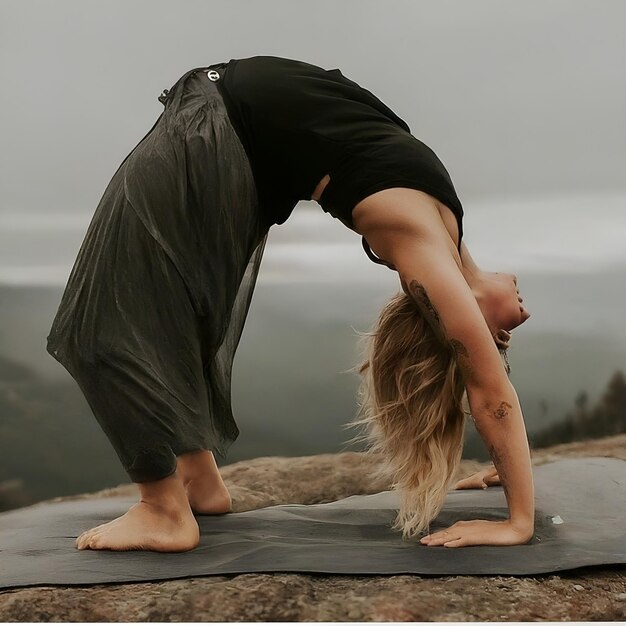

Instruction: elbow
[465,378,519,421]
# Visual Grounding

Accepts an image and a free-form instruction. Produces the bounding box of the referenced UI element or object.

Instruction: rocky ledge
[1,434,625,622]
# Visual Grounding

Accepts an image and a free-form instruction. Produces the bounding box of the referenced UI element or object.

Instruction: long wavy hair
[342,290,511,540]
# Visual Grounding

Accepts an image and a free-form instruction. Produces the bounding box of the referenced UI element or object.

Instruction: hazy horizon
[2,190,626,288]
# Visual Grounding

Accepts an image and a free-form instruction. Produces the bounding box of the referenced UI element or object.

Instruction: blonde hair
[343,290,510,540]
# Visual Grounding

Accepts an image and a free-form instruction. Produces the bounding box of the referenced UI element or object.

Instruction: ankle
[177,449,221,481]
[140,498,193,521]
[137,472,190,511]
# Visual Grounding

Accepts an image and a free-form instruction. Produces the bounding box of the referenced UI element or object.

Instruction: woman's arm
[355,199,534,547]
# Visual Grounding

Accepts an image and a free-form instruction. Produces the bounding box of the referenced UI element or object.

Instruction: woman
[46,55,533,552]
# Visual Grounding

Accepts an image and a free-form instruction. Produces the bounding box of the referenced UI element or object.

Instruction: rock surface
[1,434,625,621]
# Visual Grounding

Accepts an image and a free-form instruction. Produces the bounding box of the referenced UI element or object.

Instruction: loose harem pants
[46,67,269,483]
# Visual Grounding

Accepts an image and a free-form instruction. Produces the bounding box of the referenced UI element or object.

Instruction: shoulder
[352,188,461,268]
[352,188,447,239]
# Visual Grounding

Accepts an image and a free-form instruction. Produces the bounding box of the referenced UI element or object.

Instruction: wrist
[508,517,534,540]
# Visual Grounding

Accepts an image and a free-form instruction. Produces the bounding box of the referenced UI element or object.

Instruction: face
[477,271,531,336]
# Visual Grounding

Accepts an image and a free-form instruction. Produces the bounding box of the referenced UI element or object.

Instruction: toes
[87,534,105,550]
[76,528,103,549]
[76,529,109,551]
[77,534,95,550]
[78,529,97,543]
[78,524,100,539]
[77,524,105,541]
[89,528,116,550]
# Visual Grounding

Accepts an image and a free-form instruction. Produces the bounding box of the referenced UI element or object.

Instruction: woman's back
[212,55,464,251]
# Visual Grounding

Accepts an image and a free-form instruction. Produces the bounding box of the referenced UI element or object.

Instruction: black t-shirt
[208,55,464,268]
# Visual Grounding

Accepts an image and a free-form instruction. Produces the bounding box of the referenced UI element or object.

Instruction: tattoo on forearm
[450,339,468,358]
[450,338,473,379]
[488,443,510,501]
[493,401,513,420]
[407,280,446,340]
[407,280,476,376]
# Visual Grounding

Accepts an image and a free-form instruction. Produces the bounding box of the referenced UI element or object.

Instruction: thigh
[122,75,264,326]
[49,177,209,418]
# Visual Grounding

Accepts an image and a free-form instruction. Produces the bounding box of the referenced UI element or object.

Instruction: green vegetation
[530,369,626,448]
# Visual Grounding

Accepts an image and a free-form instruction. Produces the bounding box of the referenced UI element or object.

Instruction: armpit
[361,236,397,270]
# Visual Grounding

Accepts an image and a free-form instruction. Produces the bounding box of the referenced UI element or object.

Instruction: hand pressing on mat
[454,465,500,490]
[419,519,533,547]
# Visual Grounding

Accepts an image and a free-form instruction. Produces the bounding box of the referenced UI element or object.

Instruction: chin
[507,313,530,332]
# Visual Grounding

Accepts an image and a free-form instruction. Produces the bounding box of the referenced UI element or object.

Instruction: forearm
[468,381,535,534]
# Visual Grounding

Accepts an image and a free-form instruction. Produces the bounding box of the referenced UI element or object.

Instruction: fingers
[420,520,484,548]
[421,533,464,547]
[420,523,465,546]
[443,538,466,547]
[485,473,501,485]
[455,467,500,490]
[478,467,501,488]
[453,477,472,490]
[421,534,461,546]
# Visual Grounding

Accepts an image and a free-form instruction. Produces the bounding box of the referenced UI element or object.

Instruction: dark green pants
[46,68,268,482]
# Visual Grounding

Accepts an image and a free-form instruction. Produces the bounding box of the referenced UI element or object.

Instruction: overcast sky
[1,0,625,283]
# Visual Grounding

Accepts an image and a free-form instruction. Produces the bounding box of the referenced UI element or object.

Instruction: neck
[458,240,484,289]
[457,240,498,337]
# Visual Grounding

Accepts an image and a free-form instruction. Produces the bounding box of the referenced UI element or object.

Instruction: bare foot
[76,474,200,552]
[177,449,233,515]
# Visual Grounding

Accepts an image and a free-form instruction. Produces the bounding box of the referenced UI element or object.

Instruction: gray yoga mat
[0,457,624,589]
